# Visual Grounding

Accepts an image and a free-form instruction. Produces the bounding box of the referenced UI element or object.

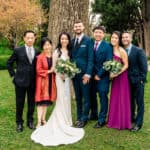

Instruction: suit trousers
[130,82,144,126]
[73,76,91,122]
[15,84,35,125]
[91,79,110,124]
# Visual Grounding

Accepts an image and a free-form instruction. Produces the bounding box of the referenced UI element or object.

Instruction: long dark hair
[56,32,72,57]
[111,31,122,46]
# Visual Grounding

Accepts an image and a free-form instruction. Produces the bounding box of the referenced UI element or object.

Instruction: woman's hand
[60,74,65,81]
[110,72,118,79]
[47,67,54,74]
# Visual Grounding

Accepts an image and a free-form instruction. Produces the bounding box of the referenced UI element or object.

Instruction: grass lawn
[0,70,150,150]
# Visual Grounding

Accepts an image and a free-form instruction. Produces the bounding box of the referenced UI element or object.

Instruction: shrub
[0,55,11,70]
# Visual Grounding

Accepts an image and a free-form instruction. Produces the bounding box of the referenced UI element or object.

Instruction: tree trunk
[48,0,89,47]
[143,0,150,57]
[143,21,150,56]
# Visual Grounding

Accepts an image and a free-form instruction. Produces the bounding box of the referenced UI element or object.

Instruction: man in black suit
[122,31,148,131]
[7,30,38,132]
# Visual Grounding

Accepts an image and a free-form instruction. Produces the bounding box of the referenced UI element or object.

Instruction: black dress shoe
[130,125,141,132]
[16,124,23,132]
[27,122,35,129]
[75,120,81,127]
[93,122,105,128]
[76,121,87,128]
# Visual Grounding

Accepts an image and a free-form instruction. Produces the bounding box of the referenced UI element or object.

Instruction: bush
[0,47,13,55]
[0,55,11,70]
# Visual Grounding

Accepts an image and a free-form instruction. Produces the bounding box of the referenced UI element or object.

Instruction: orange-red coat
[35,53,57,102]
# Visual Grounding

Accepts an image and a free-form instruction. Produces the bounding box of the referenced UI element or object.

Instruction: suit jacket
[128,45,148,84]
[7,46,38,87]
[93,40,113,79]
[35,53,56,102]
[71,35,94,76]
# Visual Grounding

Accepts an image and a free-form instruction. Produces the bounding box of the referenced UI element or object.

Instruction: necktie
[74,38,79,49]
[126,48,129,55]
[94,41,98,52]
[27,47,33,64]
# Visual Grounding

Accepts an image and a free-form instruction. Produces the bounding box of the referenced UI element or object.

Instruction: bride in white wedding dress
[31,32,84,146]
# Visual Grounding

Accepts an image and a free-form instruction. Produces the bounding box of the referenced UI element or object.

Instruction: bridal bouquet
[103,60,123,74]
[55,58,81,78]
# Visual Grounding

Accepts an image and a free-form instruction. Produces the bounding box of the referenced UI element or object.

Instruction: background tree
[39,0,51,37]
[92,0,142,33]
[142,0,150,56]
[92,0,150,56]
[48,0,89,46]
[0,0,46,48]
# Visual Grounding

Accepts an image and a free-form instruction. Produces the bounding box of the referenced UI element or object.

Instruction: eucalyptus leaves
[103,60,123,74]
[56,59,81,78]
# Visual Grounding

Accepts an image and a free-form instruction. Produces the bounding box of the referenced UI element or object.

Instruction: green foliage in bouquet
[103,60,123,74]
[55,59,81,78]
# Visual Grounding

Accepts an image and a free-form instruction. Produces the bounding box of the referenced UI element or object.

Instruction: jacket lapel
[23,46,30,64]
[72,36,86,56]
[95,40,105,53]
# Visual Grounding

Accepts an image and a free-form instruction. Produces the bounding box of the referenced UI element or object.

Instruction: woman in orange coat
[35,37,56,128]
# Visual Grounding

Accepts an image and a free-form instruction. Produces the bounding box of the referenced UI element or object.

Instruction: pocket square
[80,45,86,48]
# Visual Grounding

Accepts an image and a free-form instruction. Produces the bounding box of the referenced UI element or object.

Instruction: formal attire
[71,34,94,122]
[90,40,113,124]
[107,55,131,129]
[127,44,147,127]
[7,45,38,125]
[31,52,84,146]
[35,53,56,106]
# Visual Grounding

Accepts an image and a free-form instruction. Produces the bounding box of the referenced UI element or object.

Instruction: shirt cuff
[84,74,91,78]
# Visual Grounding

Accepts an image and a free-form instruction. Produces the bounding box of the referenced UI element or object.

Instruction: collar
[25,44,34,50]
[75,33,84,43]
[126,43,132,51]
[95,40,102,47]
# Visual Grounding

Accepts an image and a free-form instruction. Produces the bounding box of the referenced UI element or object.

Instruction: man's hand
[94,75,100,81]
[82,75,90,84]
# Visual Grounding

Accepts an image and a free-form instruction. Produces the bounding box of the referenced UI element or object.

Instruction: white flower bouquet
[103,60,123,74]
[55,58,81,78]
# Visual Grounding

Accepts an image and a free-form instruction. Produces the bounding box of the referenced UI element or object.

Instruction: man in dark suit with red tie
[7,30,38,132]
[90,26,113,128]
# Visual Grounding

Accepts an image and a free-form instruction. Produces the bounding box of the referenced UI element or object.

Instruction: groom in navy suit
[71,20,94,128]
[122,31,147,131]
[90,26,113,128]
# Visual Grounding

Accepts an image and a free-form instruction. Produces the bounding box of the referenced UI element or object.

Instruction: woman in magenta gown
[107,31,131,130]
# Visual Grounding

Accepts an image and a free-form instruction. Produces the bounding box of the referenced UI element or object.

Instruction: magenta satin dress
[107,55,131,130]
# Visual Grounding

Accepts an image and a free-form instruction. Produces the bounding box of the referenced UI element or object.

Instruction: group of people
[7,20,148,146]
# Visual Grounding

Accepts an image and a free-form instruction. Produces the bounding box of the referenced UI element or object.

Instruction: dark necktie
[94,41,99,52]
[126,48,129,55]
[74,38,79,49]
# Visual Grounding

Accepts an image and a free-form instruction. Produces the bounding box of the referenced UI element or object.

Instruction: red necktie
[94,41,98,51]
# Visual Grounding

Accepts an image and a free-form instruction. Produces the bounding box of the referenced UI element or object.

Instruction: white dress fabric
[31,53,84,146]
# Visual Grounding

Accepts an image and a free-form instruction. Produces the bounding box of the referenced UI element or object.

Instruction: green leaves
[55,59,81,78]
[103,60,123,74]
[92,0,142,32]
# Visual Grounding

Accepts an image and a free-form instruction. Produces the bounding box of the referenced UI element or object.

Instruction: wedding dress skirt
[31,74,84,146]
